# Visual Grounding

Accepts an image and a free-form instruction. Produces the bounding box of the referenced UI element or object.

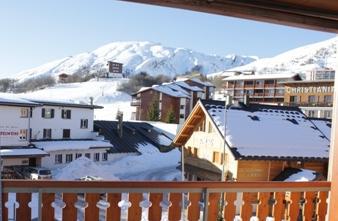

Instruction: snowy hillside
[15,41,256,81]
[227,37,337,79]
[19,78,134,120]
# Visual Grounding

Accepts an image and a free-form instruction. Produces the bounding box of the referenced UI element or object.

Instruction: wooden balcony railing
[1,180,331,221]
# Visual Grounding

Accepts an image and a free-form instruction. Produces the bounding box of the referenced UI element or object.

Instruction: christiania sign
[0,126,19,137]
[285,86,334,94]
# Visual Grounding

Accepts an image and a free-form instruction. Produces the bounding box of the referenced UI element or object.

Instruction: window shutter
[42,108,45,118]
[61,110,64,118]
[51,109,55,118]
[68,110,71,119]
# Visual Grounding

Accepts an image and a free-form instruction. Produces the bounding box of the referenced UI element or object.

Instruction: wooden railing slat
[303,191,316,221]
[128,193,142,221]
[107,193,121,221]
[257,192,270,220]
[316,191,328,221]
[149,193,163,221]
[42,193,55,221]
[240,192,253,221]
[2,193,8,221]
[16,193,31,221]
[207,193,221,221]
[224,192,236,221]
[62,193,78,221]
[272,192,286,221]
[288,192,301,221]
[188,192,201,221]
[85,193,101,221]
[168,193,182,221]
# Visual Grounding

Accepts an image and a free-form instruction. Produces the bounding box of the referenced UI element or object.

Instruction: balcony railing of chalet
[1,180,330,221]
[284,102,333,107]
[130,99,141,106]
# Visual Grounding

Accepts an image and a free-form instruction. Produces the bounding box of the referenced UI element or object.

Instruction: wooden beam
[122,0,338,33]
[327,61,338,220]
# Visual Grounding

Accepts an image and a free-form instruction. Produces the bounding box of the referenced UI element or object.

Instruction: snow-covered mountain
[15,41,257,81]
[226,37,337,79]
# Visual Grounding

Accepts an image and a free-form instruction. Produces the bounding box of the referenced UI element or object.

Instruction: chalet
[173,99,330,181]
[176,77,215,100]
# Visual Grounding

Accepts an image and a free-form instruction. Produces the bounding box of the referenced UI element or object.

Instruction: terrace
[2,0,338,220]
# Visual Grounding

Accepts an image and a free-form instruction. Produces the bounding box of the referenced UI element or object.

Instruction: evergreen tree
[147,99,160,121]
[165,107,176,123]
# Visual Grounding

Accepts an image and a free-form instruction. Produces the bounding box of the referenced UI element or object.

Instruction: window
[255,80,264,87]
[85,153,91,159]
[66,154,73,163]
[180,105,185,109]
[308,95,317,104]
[94,153,100,161]
[179,114,185,119]
[19,129,27,140]
[324,110,332,119]
[290,96,300,103]
[55,154,62,164]
[102,152,108,161]
[212,152,220,164]
[80,119,88,129]
[43,129,52,139]
[63,129,71,139]
[324,95,333,104]
[265,80,275,85]
[61,109,71,119]
[75,153,82,159]
[20,108,30,118]
[42,108,55,119]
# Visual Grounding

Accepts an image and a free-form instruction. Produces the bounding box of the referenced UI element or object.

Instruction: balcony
[130,99,141,106]
[284,102,333,107]
[1,180,330,221]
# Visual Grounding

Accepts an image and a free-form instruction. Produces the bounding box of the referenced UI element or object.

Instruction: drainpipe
[181,145,185,220]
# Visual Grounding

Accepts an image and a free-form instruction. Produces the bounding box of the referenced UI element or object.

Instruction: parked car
[25,167,52,180]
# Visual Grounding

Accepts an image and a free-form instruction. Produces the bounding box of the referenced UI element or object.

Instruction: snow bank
[55,157,119,180]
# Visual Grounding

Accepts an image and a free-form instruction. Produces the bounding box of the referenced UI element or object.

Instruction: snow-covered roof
[152,84,189,98]
[201,100,330,160]
[223,73,300,81]
[284,169,317,181]
[0,148,48,157]
[189,78,215,87]
[0,93,40,107]
[33,140,113,152]
[310,118,331,139]
[173,81,204,92]
[24,98,103,109]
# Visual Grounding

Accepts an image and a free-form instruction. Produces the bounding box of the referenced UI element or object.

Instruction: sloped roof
[94,121,174,154]
[0,147,48,158]
[310,118,332,139]
[173,81,204,92]
[134,83,189,98]
[33,140,113,152]
[201,100,330,161]
[0,93,40,107]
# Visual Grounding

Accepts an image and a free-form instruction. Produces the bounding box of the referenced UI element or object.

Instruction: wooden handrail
[2,180,331,189]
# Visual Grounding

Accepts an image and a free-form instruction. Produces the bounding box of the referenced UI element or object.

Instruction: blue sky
[0,0,335,76]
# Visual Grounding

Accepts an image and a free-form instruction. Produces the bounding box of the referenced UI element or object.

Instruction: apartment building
[223,73,302,104]
[283,80,334,118]
[0,94,113,168]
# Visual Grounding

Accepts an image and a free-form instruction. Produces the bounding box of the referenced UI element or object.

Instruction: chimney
[116,110,123,138]
[89,97,94,106]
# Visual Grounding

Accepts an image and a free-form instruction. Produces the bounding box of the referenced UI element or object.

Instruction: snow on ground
[20,78,135,120]
[284,169,317,182]
[52,143,181,181]
[54,157,119,180]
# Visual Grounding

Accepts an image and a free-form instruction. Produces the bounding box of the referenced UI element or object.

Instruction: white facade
[0,106,31,146]
[30,106,94,140]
